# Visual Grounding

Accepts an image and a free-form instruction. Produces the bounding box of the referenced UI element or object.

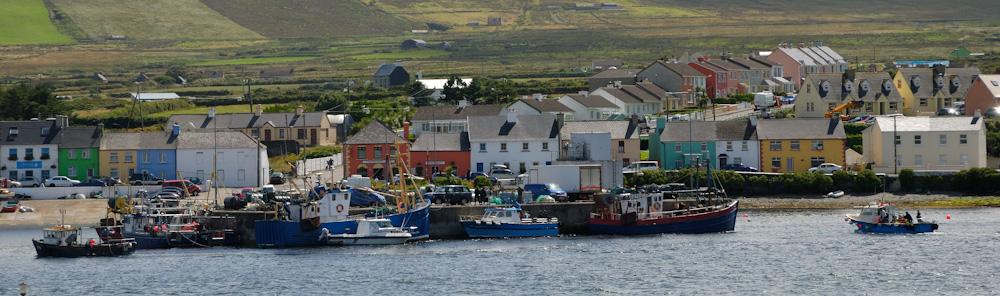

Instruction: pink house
[689,56,739,99]
[765,42,848,90]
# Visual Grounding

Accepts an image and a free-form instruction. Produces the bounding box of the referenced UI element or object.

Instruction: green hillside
[0,0,74,45]
[49,0,262,41]
[200,0,422,38]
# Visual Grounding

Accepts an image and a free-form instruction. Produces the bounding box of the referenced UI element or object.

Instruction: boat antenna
[59,208,66,226]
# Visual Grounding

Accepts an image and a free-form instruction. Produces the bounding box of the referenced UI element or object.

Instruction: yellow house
[100,133,139,180]
[893,65,980,116]
[795,71,902,118]
[756,118,846,173]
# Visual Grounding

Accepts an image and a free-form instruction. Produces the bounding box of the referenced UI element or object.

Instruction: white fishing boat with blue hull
[321,218,411,245]
[460,204,559,238]
[846,202,938,234]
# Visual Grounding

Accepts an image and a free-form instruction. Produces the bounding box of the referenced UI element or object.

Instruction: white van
[623,161,659,174]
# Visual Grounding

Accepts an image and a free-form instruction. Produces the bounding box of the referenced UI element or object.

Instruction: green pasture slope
[49,0,262,40]
[0,0,74,44]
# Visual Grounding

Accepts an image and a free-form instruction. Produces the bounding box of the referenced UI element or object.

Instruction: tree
[442,76,466,105]
[0,84,69,121]
[694,86,709,119]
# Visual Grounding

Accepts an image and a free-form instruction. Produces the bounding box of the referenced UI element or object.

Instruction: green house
[58,126,102,181]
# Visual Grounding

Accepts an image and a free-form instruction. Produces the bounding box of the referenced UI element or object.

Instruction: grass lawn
[0,0,75,44]
[347,50,451,60]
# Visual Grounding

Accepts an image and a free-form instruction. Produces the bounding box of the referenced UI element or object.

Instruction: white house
[862,116,986,174]
[410,101,504,137]
[0,119,65,182]
[713,117,760,170]
[589,84,663,117]
[467,114,560,174]
[175,131,269,188]
[557,92,621,121]
[500,95,575,120]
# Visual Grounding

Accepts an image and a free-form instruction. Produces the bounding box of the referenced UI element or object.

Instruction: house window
[357,167,367,177]
[68,149,76,159]
[939,155,947,165]
[542,143,549,150]
[389,146,397,156]
[110,168,118,178]
[894,135,901,145]
[128,168,135,176]
[480,143,486,151]
[41,148,49,159]
[960,134,967,144]
[82,149,91,159]
[919,99,927,106]
[675,143,682,152]
[357,147,366,160]
[25,148,33,159]
[110,152,119,163]
[500,143,507,151]
[734,157,742,164]
[7,148,16,159]
[742,141,749,151]
[944,98,952,107]
[618,141,625,153]
[238,169,246,181]
[41,170,50,180]
[279,129,285,138]
[674,159,683,169]
[914,155,923,166]
[142,153,150,164]
[939,135,947,145]
[790,141,800,151]
[889,102,897,110]
[41,126,49,135]
[374,146,383,159]
[961,154,968,165]
[895,155,902,166]
[771,157,781,169]
[87,168,94,177]
[251,130,259,138]
[865,103,873,112]
[68,167,76,176]
[810,157,825,168]
[812,141,824,150]
[914,135,922,145]
[700,142,707,151]
[298,129,305,139]
[523,142,529,151]
[769,141,781,151]
[125,152,133,163]
[159,153,167,163]
[238,151,246,163]
[726,141,733,151]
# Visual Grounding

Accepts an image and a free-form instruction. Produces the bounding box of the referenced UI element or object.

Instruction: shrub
[854,169,882,193]
[898,169,915,192]
[810,171,834,193]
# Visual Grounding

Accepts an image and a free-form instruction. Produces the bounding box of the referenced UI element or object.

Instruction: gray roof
[807,72,903,103]
[168,111,328,130]
[565,94,618,108]
[467,115,558,142]
[874,116,982,132]
[899,67,980,99]
[60,126,101,149]
[412,104,504,121]
[707,59,745,71]
[660,121,719,142]
[176,131,264,149]
[0,121,63,145]
[621,85,659,103]
[652,61,706,77]
[756,118,845,140]
[167,113,233,130]
[690,61,725,72]
[727,58,769,70]
[344,120,409,145]
[100,132,178,150]
[636,82,668,98]
[560,120,639,140]
[411,132,470,151]
[598,87,641,104]
[517,98,574,113]
[749,56,780,67]
[374,64,402,77]
[806,73,848,102]
[589,68,639,79]
[715,120,757,141]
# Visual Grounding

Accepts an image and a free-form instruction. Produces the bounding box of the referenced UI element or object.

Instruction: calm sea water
[1,207,998,295]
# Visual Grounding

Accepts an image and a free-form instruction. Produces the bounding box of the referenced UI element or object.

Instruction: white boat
[321,218,411,245]
[826,190,845,198]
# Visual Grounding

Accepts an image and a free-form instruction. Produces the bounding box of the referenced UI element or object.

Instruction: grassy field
[0,0,74,44]
[190,57,318,66]
[49,0,262,40]
[200,0,420,38]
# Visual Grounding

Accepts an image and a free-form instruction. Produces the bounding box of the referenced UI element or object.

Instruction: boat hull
[848,219,938,234]
[126,232,199,249]
[324,235,410,245]
[461,221,559,238]
[33,239,136,257]
[589,200,739,235]
[383,199,431,240]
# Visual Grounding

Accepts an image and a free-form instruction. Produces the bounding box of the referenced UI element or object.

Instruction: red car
[162,180,201,196]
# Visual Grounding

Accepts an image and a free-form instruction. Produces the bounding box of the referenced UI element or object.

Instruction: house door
[719,155,728,168]
[264,130,271,141]
[787,157,794,172]
[311,129,317,145]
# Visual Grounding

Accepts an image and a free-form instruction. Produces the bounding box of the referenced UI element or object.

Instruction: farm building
[401,39,427,50]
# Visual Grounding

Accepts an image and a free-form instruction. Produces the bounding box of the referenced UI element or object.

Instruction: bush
[831,170,854,189]
[810,171,834,193]
[854,169,882,193]
[898,169,915,192]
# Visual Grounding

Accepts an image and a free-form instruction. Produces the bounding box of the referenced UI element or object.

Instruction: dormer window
[843,80,853,92]
[820,81,830,92]
[951,76,960,88]
[911,76,921,88]
[860,80,870,92]
[883,80,893,92]
[8,127,17,136]
[935,76,945,88]
[41,126,50,136]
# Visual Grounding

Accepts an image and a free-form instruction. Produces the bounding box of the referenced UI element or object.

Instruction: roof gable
[344,120,409,145]
[467,115,558,142]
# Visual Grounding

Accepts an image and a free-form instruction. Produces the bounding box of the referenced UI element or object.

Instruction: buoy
[743,214,748,218]
[946,215,951,219]
[844,218,848,222]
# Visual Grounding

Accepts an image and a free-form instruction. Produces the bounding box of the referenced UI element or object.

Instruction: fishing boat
[255,190,361,248]
[846,202,938,234]
[589,160,738,235]
[97,196,201,249]
[33,225,137,257]
[321,218,411,245]
[460,204,559,238]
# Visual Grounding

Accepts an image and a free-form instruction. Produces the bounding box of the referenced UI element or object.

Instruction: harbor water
[1,207,998,295]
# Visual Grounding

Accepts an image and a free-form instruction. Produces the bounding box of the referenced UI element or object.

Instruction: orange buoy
[743,214,748,218]
[946,215,951,219]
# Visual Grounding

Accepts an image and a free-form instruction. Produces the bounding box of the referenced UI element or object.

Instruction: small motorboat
[33,225,137,257]
[846,202,938,234]
[826,190,845,198]
[321,218,411,245]
[460,204,559,238]
[1,200,19,212]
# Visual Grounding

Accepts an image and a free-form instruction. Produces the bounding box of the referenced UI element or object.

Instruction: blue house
[134,127,179,180]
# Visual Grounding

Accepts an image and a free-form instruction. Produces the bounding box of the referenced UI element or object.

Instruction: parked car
[129,172,164,185]
[17,177,42,187]
[847,115,873,123]
[269,172,286,184]
[431,172,456,180]
[522,183,568,202]
[426,185,474,205]
[462,172,497,184]
[488,165,516,180]
[623,161,660,174]
[184,176,202,185]
[954,102,966,114]
[75,176,121,187]
[808,163,843,173]
[936,108,959,116]
[2,178,21,188]
[722,163,759,172]
[393,173,425,185]
[162,179,201,196]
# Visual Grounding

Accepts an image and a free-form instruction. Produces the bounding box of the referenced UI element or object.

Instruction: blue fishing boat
[846,202,938,234]
[460,204,559,238]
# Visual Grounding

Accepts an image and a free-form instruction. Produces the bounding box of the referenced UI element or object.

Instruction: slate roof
[411,132,470,151]
[412,104,504,121]
[636,82,668,97]
[517,98,574,113]
[899,67,980,98]
[707,59,745,71]
[660,121,719,142]
[344,120,409,145]
[874,116,982,132]
[467,114,558,142]
[655,61,706,77]
[168,111,328,130]
[756,118,845,140]
[853,72,902,102]
[560,120,639,140]
[750,56,780,67]
[100,132,178,150]
[589,68,639,79]
[691,61,725,72]
[176,131,264,149]
[60,126,101,149]
[727,58,769,70]
[168,114,233,130]
[806,73,848,102]
[975,75,1000,98]
[564,94,619,108]
[597,87,641,104]
[374,64,401,77]
[620,85,659,103]
[715,120,757,141]
[0,121,63,145]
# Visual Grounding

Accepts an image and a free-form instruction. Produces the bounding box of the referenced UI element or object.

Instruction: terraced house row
[0,116,269,188]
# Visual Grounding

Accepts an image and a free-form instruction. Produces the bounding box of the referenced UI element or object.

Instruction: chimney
[255,104,263,116]
[844,69,856,81]
[607,82,614,88]
[506,109,517,123]
[208,108,216,118]
[815,41,823,47]
[578,90,589,96]
[403,122,410,140]
[395,60,403,67]
[975,109,982,117]
[98,123,104,135]
[172,123,180,136]
[750,114,758,126]
[556,113,565,129]
[614,81,622,88]
[704,54,711,61]
[458,99,468,108]
[296,105,304,116]
[61,115,68,128]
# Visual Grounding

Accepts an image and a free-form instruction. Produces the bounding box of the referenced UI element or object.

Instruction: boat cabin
[42,225,82,246]
[480,207,527,224]
[286,191,351,223]
[356,219,407,236]
[853,203,903,224]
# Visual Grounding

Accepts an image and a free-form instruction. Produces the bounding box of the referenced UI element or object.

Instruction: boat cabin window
[487,212,498,218]
[376,221,393,228]
[504,211,512,217]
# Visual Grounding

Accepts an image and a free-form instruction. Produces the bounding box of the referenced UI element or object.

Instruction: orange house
[410,132,471,179]
[963,74,1000,116]
[343,120,411,181]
